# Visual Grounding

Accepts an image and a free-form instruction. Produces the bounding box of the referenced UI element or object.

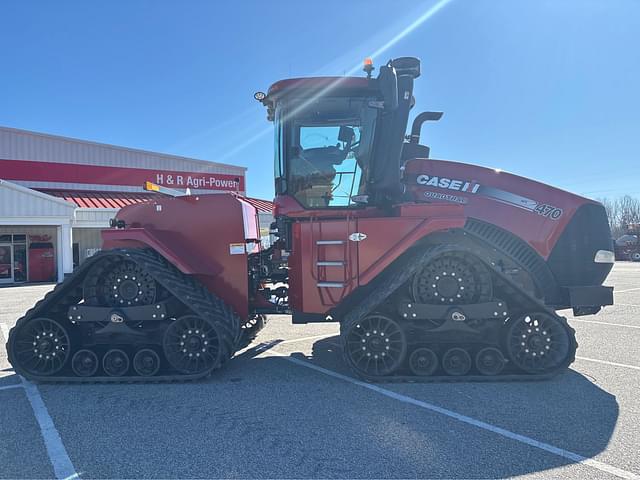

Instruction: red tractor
[615,223,640,261]
[8,57,614,382]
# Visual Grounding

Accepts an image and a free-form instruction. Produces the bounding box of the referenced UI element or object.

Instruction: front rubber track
[7,248,242,384]
[340,245,577,383]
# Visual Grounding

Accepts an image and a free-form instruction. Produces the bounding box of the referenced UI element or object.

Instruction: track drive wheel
[163,315,222,374]
[412,252,492,306]
[84,256,159,307]
[11,318,71,376]
[506,312,574,374]
[343,313,407,377]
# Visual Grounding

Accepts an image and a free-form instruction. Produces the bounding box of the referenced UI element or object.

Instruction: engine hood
[403,158,602,258]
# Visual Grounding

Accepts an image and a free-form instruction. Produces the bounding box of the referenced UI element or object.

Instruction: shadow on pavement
[301,335,621,479]
[0,335,620,479]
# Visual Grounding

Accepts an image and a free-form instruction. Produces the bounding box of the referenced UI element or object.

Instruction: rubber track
[340,245,577,383]
[7,248,242,384]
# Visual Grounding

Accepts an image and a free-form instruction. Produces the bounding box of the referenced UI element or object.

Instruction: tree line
[599,195,640,238]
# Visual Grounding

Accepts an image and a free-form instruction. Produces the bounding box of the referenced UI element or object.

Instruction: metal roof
[0,125,246,174]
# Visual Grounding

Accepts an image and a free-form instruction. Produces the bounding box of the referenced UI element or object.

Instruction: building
[0,126,272,286]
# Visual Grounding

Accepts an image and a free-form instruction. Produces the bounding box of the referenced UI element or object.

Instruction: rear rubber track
[7,248,242,384]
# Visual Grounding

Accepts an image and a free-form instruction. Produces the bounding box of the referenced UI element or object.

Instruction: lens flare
[217,0,455,163]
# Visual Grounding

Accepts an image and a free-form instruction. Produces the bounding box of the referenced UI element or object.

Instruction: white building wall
[0,179,76,218]
[0,126,245,176]
[74,208,117,227]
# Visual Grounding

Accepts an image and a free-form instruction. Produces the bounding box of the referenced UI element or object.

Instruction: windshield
[276,96,377,208]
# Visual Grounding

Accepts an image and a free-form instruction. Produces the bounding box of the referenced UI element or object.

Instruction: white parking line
[21,377,78,479]
[576,356,640,371]
[270,352,638,479]
[0,384,22,391]
[572,319,640,329]
[616,287,640,294]
[278,333,334,345]
[0,322,10,340]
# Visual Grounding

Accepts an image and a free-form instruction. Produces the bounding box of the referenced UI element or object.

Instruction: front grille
[547,203,613,286]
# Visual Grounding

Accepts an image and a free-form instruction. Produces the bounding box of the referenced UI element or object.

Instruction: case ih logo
[416,174,480,193]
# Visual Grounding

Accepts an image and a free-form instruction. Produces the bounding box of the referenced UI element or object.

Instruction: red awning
[239,196,273,213]
[231,193,273,213]
[41,190,160,209]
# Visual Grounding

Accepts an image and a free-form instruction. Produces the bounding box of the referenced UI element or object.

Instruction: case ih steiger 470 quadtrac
[8,57,615,383]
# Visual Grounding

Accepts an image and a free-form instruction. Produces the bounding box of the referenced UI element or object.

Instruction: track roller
[133,349,161,377]
[103,349,130,377]
[441,348,472,376]
[71,349,99,377]
[475,347,506,376]
[408,348,438,376]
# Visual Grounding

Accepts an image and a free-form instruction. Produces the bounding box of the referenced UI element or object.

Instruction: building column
[56,223,73,282]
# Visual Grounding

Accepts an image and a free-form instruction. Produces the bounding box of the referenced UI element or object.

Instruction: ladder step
[317,282,344,288]
[316,240,344,245]
[317,261,345,266]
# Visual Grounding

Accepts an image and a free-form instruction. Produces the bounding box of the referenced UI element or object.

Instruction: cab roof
[267,76,374,100]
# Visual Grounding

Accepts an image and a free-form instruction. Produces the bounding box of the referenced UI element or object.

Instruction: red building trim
[0,158,245,192]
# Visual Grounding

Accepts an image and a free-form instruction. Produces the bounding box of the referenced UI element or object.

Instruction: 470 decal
[534,203,563,219]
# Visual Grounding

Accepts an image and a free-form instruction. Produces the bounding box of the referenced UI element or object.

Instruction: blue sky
[1,0,638,200]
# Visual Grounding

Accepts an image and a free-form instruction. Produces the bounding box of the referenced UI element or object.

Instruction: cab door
[289,215,359,315]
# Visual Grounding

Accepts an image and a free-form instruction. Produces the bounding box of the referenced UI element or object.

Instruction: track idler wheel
[442,348,472,376]
[133,349,161,377]
[163,315,221,374]
[475,347,506,376]
[71,349,99,377]
[343,313,407,377]
[11,318,71,376]
[506,312,573,374]
[408,348,439,376]
[103,349,130,377]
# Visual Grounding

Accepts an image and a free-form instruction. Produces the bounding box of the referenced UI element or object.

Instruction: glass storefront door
[13,244,27,283]
[0,244,13,284]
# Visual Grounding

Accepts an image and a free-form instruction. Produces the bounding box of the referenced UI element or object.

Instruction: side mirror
[377,64,398,111]
[338,125,355,143]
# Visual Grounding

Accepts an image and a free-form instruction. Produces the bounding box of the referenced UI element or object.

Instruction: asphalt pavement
[0,263,638,479]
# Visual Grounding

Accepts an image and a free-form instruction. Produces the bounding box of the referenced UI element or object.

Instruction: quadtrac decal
[416,174,563,219]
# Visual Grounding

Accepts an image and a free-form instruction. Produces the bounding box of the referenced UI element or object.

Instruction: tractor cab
[257,57,435,212]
